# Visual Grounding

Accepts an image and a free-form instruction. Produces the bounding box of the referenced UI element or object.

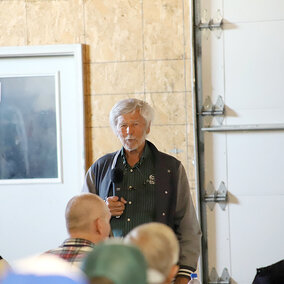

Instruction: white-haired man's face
[116,109,150,153]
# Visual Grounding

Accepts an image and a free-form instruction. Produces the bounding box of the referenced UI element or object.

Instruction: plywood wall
[0,0,196,193]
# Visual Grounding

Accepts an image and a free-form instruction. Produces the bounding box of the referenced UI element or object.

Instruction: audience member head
[124,222,180,284]
[1,254,87,284]
[109,98,154,135]
[65,193,111,243]
[81,239,147,284]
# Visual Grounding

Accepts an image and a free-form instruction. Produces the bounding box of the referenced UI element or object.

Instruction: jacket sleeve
[174,163,202,278]
[82,166,97,194]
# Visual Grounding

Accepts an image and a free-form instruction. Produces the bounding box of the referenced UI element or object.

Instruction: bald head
[65,194,110,241]
[125,222,179,282]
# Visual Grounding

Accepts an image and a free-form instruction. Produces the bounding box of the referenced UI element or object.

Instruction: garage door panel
[204,133,227,187]
[229,196,284,283]
[207,206,231,277]
[224,0,284,22]
[201,30,224,100]
[225,108,284,125]
[224,22,284,110]
[227,132,284,196]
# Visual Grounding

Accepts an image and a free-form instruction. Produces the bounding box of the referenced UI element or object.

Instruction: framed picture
[0,74,61,182]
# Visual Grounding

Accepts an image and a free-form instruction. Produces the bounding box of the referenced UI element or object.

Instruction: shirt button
[129,185,133,190]
[165,191,168,194]
[130,169,133,173]
[162,212,166,216]
[128,201,132,205]
[127,218,131,222]
[167,169,171,173]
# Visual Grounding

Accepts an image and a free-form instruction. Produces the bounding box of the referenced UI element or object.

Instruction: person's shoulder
[158,150,180,161]
[158,151,182,168]
[96,151,117,162]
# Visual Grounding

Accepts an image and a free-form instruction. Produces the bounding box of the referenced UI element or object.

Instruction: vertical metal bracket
[209,268,231,284]
[200,96,225,126]
[204,181,228,210]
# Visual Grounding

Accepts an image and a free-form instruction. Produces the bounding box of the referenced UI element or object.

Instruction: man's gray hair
[109,98,154,134]
[124,222,179,281]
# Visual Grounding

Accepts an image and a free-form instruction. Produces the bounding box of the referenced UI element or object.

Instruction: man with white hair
[45,193,111,267]
[125,222,180,284]
[83,98,201,283]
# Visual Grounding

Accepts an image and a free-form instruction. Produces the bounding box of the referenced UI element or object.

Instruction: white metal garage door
[193,1,284,283]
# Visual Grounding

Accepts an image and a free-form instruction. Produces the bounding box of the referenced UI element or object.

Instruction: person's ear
[94,217,103,235]
[146,122,151,134]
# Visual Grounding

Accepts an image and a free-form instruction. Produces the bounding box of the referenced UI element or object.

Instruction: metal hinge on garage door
[197,18,223,31]
[208,268,230,284]
[203,181,228,211]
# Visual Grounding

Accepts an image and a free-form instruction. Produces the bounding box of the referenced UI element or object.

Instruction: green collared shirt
[111,143,156,237]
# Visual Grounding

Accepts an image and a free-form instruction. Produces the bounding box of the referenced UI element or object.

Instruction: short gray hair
[124,222,179,281]
[109,98,154,134]
[65,193,107,234]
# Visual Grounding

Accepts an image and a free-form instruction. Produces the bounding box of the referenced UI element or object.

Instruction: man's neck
[125,142,145,167]
[69,233,96,244]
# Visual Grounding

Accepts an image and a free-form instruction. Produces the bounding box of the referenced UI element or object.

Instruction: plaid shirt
[45,238,94,267]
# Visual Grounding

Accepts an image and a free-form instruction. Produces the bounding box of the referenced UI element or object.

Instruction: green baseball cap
[81,240,147,284]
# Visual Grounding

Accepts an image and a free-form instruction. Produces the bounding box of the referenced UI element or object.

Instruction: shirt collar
[120,141,151,167]
[62,238,94,247]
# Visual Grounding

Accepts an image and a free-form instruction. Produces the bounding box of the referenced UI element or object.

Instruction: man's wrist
[174,276,191,284]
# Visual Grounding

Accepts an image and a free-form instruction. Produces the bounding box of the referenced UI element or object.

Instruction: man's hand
[174,276,190,284]
[106,196,127,216]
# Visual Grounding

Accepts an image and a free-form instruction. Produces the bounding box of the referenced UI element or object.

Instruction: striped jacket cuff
[176,266,194,279]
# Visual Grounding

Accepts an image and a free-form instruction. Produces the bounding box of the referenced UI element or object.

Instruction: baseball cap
[81,239,147,284]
